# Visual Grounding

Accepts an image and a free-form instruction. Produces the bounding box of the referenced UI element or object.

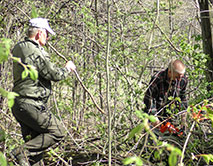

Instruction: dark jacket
[12,38,69,106]
[144,68,188,117]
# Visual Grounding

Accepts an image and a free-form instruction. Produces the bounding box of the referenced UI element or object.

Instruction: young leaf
[169,151,178,166]
[28,65,38,80]
[0,152,7,166]
[7,92,19,100]
[7,92,19,108]
[128,124,144,140]
[123,156,143,166]
[123,157,135,165]
[0,88,8,97]
[149,115,157,123]
[0,129,5,142]
[201,154,213,165]
[31,5,38,18]
[0,38,11,64]
[175,97,181,103]
[206,107,213,128]
[21,69,29,80]
[168,96,174,101]
[154,151,161,160]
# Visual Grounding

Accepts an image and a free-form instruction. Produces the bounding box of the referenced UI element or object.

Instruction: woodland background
[1,0,213,166]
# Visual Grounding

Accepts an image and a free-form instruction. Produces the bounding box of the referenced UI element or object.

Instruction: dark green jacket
[12,38,69,106]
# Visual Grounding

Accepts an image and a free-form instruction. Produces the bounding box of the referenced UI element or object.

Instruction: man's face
[171,71,184,80]
[38,29,49,46]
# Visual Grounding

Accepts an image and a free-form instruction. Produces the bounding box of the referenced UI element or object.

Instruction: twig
[8,2,31,19]
[106,1,112,165]
[49,147,69,166]
[179,121,196,165]
[126,117,170,155]
[52,93,81,149]
[48,43,106,115]
[155,23,183,53]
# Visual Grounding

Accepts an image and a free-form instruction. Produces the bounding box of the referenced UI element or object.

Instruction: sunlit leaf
[0,152,7,166]
[0,38,11,64]
[168,96,174,101]
[21,69,29,80]
[149,115,157,123]
[0,129,5,142]
[7,92,19,99]
[169,151,178,166]
[7,92,19,108]
[28,65,38,80]
[123,156,143,166]
[0,88,8,97]
[31,5,38,18]
[175,97,181,103]
[135,110,148,119]
[128,124,144,140]
[201,154,213,165]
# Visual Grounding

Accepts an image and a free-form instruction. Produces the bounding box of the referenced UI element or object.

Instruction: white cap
[29,18,55,35]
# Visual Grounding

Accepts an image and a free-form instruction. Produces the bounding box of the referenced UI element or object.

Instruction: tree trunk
[198,0,213,92]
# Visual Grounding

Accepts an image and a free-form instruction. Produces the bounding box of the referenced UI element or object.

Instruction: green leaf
[169,151,178,166]
[28,65,38,80]
[168,96,174,101]
[0,38,11,64]
[7,92,19,108]
[128,124,144,140]
[21,69,29,80]
[135,110,149,119]
[0,152,7,166]
[165,144,182,166]
[0,129,5,142]
[135,157,143,166]
[206,106,213,128]
[175,97,181,103]
[123,156,143,166]
[0,89,18,108]
[0,49,8,63]
[154,151,161,160]
[7,92,19,100]
[149,115,157,123]
[201,154,213,164]
[31,5,38,18]
[0,88,8,97]
[8,99,14,108]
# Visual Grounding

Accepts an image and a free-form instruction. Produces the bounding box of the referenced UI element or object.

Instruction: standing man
[11,18,76,166]
[143,59,188,129]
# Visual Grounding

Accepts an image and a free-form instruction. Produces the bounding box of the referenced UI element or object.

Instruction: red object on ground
[160,122,183,136]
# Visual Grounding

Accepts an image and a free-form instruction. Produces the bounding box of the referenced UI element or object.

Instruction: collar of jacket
[24,37,40,47]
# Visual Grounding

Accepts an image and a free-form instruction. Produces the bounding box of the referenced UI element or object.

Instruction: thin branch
[48,43,106,115]
[179,121,196,165]
[106,0,112,165]
[52,92,81,149]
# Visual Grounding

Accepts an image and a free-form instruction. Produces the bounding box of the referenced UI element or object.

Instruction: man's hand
[65,61,76,72]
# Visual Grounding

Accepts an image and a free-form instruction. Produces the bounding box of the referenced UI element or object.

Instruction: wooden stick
[48,43,106,115]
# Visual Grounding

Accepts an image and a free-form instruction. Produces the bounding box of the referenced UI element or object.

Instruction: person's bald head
[168,59,186,80]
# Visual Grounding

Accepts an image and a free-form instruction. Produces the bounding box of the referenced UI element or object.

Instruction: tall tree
[198,0,213,93]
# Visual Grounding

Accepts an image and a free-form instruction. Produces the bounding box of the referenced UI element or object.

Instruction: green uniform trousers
[12,99,66,165]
